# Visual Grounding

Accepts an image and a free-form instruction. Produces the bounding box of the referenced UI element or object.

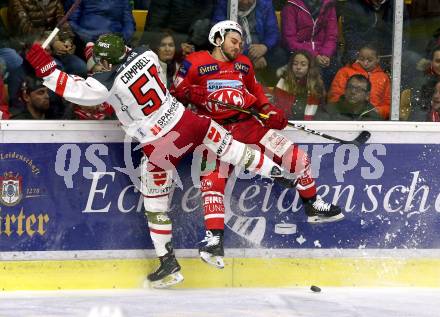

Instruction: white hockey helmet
[208,20,243,47]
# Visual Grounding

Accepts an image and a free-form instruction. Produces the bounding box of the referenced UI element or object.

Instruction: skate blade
[307,213,345,224]
[200,251,225,269]
[144,272,184,289]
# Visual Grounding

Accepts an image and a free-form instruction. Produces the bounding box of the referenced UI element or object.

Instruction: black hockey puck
[310,285,321,292]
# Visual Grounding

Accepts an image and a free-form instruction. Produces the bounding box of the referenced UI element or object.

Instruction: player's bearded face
[222,32,243,61]
[432,82,440,111]
[30,87,50,112]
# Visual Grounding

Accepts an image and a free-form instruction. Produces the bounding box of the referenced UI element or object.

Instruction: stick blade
[353,130,371,146]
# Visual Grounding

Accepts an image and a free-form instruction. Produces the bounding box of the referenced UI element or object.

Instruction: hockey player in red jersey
[172,20,344,268]
[25,33,296,288]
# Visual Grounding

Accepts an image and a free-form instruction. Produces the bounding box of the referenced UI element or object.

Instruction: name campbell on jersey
[43,47,184,143]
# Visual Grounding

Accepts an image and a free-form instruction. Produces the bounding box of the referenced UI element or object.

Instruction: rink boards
[1,121,440,290]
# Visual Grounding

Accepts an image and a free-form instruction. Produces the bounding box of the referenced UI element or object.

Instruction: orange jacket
[328,62,391,119]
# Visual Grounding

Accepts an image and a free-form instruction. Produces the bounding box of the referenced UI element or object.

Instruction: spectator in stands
[415,46,440,93]
[423,46,440,82]
[281,0,338,86]
[425,80,440,122]
[1,4,30,107]
[8,0,87,77]
[0,48,21,81]
[212,0,286,72]
[315,74,381,120]
[416,28,440,73]
[0,47,26,110]
[0,7,20,67]
[65,0,135,50]
[408,47,440,120]
[407,46,440,117]
[273,50,324,120]
[408,0,440,70]
[147,31,179,88]
[142,0,214,52]
[12,76,50,119]
[0,60,9,120]
[328,42,391,119]
[417,43,440,79]
[409,79,440,122]
[6,33,70,117]
[337,0,409,68]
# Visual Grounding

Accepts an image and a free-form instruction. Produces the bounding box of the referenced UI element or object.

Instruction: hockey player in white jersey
[26,33,295,288]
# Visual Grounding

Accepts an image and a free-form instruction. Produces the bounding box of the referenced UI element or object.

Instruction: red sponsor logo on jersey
[207,88,244,113]
[152,172,168,186]
[201,179,213,191]
[150,124,162,136]
[55,72,68,96]
[207,127,222,143]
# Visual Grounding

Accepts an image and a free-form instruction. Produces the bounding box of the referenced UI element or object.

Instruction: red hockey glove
[241,88,258,107]
[260,103,288,130]
[184,85,207,106]
[26,43,57,78]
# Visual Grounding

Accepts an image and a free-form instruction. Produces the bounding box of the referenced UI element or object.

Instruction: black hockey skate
[199,230,225,269]
[305,195,344,224]
[145,243,184,289]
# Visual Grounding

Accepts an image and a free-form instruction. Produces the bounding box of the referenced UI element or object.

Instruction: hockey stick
[42,0,82,49]
[209,99,371,146]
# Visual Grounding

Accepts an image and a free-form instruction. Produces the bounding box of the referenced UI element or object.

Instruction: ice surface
[0,288,439,317]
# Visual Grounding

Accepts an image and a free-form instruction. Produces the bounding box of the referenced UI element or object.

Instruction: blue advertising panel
[1,141,440,252]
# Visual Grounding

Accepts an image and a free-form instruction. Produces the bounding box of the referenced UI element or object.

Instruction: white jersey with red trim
[172,51,269,121]
[42,47,184,143]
